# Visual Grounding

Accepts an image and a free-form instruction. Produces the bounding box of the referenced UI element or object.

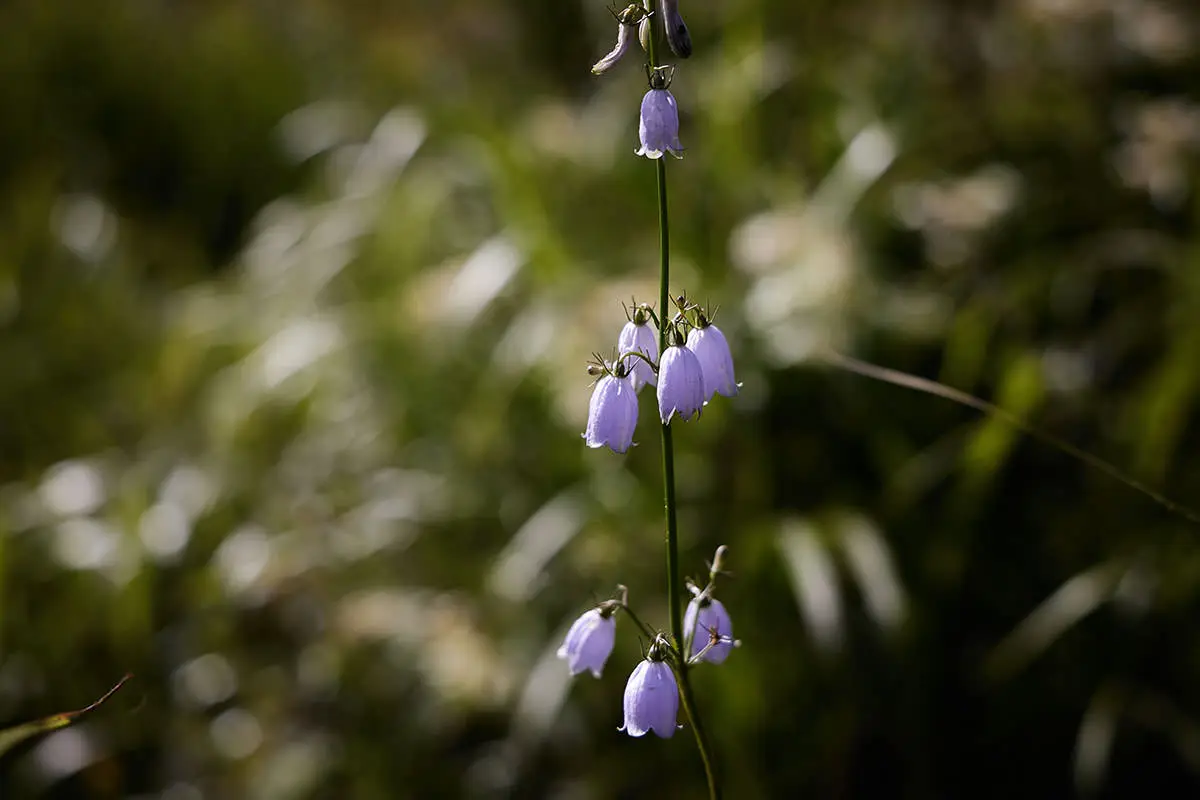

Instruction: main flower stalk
[644,7,721,797]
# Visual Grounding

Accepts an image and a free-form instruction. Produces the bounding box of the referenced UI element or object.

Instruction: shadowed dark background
[2,0,1200,797]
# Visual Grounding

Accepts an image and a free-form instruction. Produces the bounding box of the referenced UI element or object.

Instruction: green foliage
[2,0,1200,797]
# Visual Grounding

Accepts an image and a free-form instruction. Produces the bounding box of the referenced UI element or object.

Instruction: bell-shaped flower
[684,597,734,664]
[635,89,683,160]
[557,607,617,678]
[686,322,738,402]
[583,369,638,453]
[619,658,679,738]
[656,343,704,424]
[618,318,659,392]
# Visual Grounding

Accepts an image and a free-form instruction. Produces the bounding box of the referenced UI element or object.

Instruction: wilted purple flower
[583,370,638,453]
[686,322,738,402]
[635,89,683,160]
[656,344,704,424]
[557,607,617,677]
[592,9,639,75]
[684,597,734,664]
[618,318,658,392]
[620,658,679,738]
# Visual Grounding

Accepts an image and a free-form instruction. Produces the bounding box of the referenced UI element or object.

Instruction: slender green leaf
[0,674,132,759]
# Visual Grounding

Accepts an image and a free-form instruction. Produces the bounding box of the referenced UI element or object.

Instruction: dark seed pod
[661,0,692,58]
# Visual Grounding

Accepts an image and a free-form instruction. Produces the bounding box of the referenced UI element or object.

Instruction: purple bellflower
[656,343,704,424]
[583,366,638,453]
[618,314,659,392]
[557,607,617,678]
[684,596,734,664]
[636,89,683,160]
[686,321,738,402]
[620,657,679,738]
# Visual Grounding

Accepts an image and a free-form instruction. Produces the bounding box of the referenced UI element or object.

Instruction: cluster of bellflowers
[584,295,738,454]
[558,547,738,737]
[558,0,741,745]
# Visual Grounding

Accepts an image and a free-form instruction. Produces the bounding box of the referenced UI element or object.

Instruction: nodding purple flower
[656,343,704,424]
[619,657,679,738]
[583,368,639,453]
[635,89,683,160]
[684,597,734,664]
[618,318,659,392]
[686,322,738,402]
[592,12,638,75]
[557,607,617,678]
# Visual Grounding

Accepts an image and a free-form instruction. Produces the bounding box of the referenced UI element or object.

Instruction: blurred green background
[2,0,1200,797]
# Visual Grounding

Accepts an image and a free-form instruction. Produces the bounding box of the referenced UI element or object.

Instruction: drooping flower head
[618,303,659,392]
[636,69,683,160]
[657,327,704,424]
[620,638,679,738]
[583,361,639,453]
[592,3,649,75]
[686,314,738,402]
[557,605,617,678]
[684,595,734,664]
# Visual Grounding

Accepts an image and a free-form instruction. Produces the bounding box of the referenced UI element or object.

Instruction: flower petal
[686,324,738,402]
[557,608,617,677]
[657,345,705,424]
[620,660,679,738]
[592,20,635,75]
[618,320,659,391]
[685,598,734,664]
[584,374,639,453]
[637,89,683,160]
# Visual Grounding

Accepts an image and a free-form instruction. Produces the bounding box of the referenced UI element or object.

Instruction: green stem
[656,160,681,664]
[618,603,656,644]
[654,126,721,800]
[675,660,719,799]
[641,8,719,795]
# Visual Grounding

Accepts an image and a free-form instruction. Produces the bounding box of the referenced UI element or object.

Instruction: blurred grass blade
[487,490,584,604]
[985,565,1121,680]
[839,514,906,632]
[821,349,1200,527]
[1128,688,1200,773]
[960,351,1044,488]
[1074,685,1122,797]
[0,674,132,759]
[778,518,843,651]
